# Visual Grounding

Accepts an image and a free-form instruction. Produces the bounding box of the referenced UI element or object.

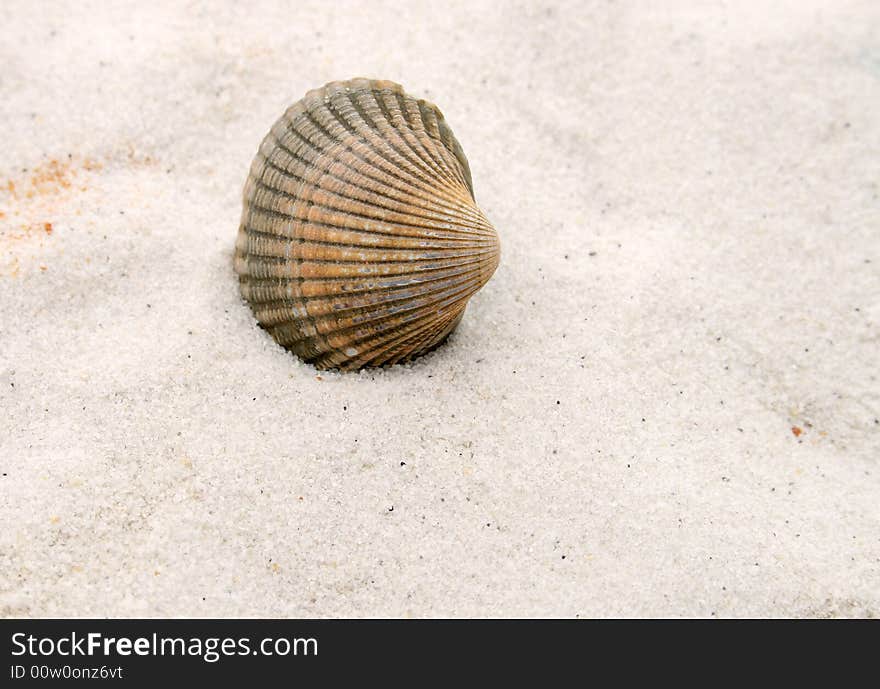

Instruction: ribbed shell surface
[234,78,500,370]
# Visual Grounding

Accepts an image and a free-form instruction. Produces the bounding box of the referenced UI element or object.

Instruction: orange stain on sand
[1,156,103,275]
[0,156,102,243]
[4,156,101,204]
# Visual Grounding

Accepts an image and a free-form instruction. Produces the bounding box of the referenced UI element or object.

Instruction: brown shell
[234,78,500,370]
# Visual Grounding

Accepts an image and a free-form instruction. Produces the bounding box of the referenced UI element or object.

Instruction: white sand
[1,1,878,618]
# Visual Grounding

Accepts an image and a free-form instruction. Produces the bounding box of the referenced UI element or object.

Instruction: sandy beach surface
[1,1,878,617]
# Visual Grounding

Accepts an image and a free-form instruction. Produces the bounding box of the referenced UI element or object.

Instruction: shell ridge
[338,88,449,193]
[350,87,443,179]
[389,89,465,187]
[359,87,472,202]
[342,307,463,369]
[248,269,484,320]
[313,97,474,211]
[257,148,481,229]
[411,100,473,194]
[274,114,484,221]
[306,275,482,337]
[236,252,493,284]
[239,250,490,269]
[279,82,484,220]
[243,211,498,252]
[304,100,440,198]
[239,260,492,304]
[248,165,492,236]
[242,232,498,267]
[315,309,454,369]
[243,196,495,248]
[414,101,474,195]
[244,255,493,287]
[254,268,485,326]
[241,233,497,266]
[359,87,463,191]
[310,300,464,369]
[245,173,496,240]
[394,92,468,189]
[244,197,495,249]
[262,143,483,232]
[344,296,468,368]
[379,308,464,367]
[276,275,483,358]
[381,88,462,188]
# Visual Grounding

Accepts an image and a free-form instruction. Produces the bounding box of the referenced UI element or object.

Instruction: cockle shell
[234,78,500,370]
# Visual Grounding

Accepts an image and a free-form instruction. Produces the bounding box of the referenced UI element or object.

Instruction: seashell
[234,78,500,371]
